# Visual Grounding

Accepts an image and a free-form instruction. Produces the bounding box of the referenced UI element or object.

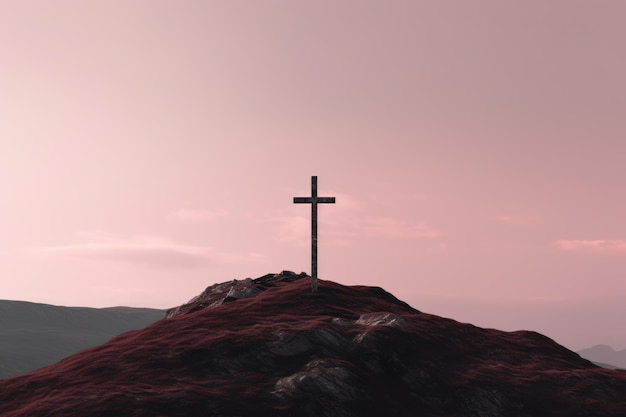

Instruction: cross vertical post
[312,175,318,283]
[293,176,335,292]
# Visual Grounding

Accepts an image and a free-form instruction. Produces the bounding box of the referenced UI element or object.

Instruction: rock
[165,270,307,318]
[226,285,262,300]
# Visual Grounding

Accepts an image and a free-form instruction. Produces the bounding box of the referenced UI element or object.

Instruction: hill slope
[0,300,164,378]
[0,271,624,417]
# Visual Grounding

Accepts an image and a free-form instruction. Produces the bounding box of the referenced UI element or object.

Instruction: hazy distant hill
[0,300,164,379]
[578,344,626,369]
[1,271,625,416]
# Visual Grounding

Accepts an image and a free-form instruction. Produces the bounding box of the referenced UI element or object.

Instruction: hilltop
[0,271,624,416]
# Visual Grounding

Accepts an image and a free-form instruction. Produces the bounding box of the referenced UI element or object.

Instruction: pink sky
[1,1,625,351]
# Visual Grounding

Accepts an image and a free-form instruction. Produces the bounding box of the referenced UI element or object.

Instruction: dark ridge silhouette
[0,271,625,417]
[0,300,164,379]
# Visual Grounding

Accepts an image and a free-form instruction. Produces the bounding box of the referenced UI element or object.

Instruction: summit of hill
[1,271,624,417]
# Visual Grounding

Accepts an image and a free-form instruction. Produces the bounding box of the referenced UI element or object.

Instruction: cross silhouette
[293,176,336,292]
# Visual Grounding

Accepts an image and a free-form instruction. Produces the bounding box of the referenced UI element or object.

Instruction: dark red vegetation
[1,271,625,417]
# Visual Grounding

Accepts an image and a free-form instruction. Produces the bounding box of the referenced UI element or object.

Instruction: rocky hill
[0,300,164,379]
[0,271,625,417]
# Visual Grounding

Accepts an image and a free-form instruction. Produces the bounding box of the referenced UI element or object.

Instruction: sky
[1,0,625,351]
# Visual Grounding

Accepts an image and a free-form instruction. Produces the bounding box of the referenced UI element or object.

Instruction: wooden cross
[293,176,336,292]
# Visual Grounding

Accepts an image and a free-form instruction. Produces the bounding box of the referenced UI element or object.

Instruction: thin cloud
[272,191,362,247]
[329,193,443,240]
[494,215,533,225]
[554,239,626,253]
[39,231,263,269]
[272,208,443,246]
[170,208,228,224]
[273,215,310,246]
[361,217,442,239]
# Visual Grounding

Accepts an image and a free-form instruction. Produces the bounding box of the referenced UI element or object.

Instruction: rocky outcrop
[0,271,625,416]
[165,270,307,317]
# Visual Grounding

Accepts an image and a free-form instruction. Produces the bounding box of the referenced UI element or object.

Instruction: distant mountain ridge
[578,344,626,369]
[0,271,625,416]
[0,300,164,379]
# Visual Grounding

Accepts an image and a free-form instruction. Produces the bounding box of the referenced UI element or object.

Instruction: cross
[293,176,336,292]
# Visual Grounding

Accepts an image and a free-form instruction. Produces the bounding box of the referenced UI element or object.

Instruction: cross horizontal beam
[293,197,336,204]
